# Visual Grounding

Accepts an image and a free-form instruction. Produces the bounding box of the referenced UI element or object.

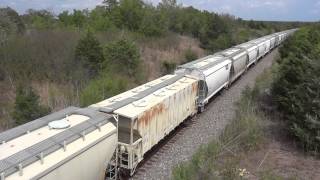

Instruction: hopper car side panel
[264,39,271,54]
[202,62,231,103]
[257,43,266,59]
[230,52,248,83]
[38,132,117,180]
[136,80,198,155]
[6,123,117,180]
[270,37,276,49]
[246,46,258,67]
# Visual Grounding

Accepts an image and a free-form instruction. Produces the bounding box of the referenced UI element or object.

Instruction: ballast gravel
[132,49,278,180]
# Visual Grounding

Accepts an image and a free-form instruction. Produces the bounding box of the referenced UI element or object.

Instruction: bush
[0,7,25,35]
[272,26,320,153]
[24,9,56,29]
[0,66,5,81]
[12,85,50,125]
[104,39,141,77]
[184,48,198,63]
[161,60,176,74]
[139,5,167,37]
[75,30,104,77]
[0,30,82,83]
[173,85,264,179]
[80,72,128,107]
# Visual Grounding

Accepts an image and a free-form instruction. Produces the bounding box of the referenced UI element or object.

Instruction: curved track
[131,49,279,180]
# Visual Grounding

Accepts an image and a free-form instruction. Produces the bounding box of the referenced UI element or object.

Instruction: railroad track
[131,49,278,180]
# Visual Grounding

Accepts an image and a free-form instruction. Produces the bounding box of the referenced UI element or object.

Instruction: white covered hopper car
[236,42,259,68]
[0,107,117,180]
[175,55,231,111]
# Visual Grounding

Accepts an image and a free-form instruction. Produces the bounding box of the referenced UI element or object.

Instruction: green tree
[104,39,141,76]
[0,7,25,35]
[12,85,50,125]
[75,30,104,77]
[272,26,320,153]
[89,6,114,31]
[118,0,144,30]
[58,11,72,27]
[139,5,167,36]
[103,0,119,12]
[71,9,87,29]
[24,9,56,29]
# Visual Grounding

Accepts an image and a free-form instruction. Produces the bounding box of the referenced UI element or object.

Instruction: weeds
[172,68,276,179]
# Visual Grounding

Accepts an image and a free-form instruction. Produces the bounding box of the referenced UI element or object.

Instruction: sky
[0,0,319,22]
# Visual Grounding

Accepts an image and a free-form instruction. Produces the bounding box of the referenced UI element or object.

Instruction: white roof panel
[114,77,197,118]
[90,74,176,108]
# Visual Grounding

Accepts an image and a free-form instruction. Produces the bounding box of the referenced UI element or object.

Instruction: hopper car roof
[91,74,186,113]
[114,76,198,119]
[219,47,247,58]
[0,107,116,177]
[236,41,258,49]
[178,54,229,70]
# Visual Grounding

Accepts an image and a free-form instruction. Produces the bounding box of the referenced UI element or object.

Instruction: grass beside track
[172,63,291,180]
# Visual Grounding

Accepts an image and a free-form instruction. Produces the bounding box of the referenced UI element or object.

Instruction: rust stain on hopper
[138,103,165,127]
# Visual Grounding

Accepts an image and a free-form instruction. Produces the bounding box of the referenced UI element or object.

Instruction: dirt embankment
[243,120,320,180]
[139,35,206,80]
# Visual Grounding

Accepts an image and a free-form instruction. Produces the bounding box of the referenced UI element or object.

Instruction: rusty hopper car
[0,107,117,180]
[114,76,198,175]
[107,77,196,175]
[176,55,231,111]
[91,74,198,176]
[90,74,183,111]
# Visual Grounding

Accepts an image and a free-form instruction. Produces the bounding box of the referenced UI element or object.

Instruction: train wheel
[198,106,205,113]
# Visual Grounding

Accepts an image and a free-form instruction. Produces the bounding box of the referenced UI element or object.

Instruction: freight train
[0,29,297,180]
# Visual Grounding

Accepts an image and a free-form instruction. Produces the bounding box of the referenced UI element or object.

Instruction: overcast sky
[0,0,319,22]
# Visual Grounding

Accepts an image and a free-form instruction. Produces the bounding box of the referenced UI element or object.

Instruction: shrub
[75,30,104,77]
[24,9,56,29]
[1,30,82,83]
[272,26,320,153]
[139,5,167,37]
[0,7,25,35]
[161,60,176,74]
[0,66,5,81]
[184,48,198,63]
[173,85,264,179]
[104,39,141,77]
[79,72,128,107]
[12,85,50,125]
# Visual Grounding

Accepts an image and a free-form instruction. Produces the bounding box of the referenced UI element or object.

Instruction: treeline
[0,0,303,128]
[1,1,302,51]
[272,25,320,154]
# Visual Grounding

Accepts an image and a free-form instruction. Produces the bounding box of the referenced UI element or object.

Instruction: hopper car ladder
[106,147,118,180]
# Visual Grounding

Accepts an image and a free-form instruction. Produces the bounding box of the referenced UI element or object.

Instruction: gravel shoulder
[132,49,279,180]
